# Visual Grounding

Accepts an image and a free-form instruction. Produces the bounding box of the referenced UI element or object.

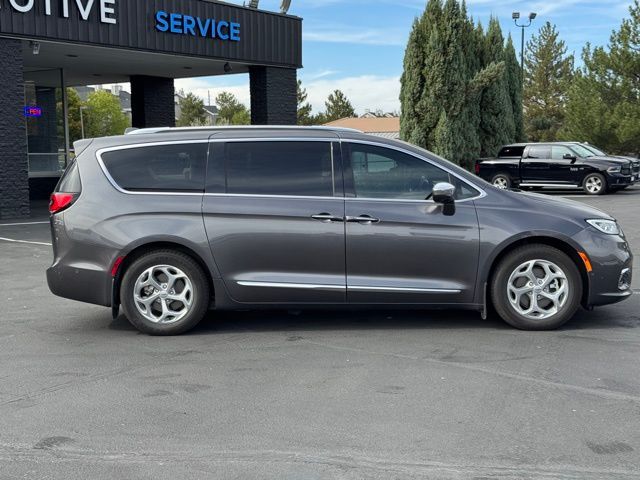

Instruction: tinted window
[56,161,81,193]
[498,146,525,157]
[527,146,551,159]
[225,141,334,197]
[101,143,207,192]
[347,143,479,200]
[551,146,575,160]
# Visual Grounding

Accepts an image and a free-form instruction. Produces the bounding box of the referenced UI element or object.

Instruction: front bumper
[607,173,634,187]
[572,227,633,307]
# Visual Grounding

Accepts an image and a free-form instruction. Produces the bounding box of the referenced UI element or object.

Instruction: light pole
[512,11,537,85]
[80,106,88,139]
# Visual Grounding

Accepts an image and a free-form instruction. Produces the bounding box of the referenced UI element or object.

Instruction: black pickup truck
[475,142,637,195]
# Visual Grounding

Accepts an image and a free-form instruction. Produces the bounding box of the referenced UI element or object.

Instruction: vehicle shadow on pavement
[106,304,639,335]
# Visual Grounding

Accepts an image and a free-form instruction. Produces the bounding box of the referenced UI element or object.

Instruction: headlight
[586,219,620,235]
[607,166,622,173]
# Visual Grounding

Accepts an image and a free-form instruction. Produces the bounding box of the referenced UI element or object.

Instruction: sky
[172,0,633,115]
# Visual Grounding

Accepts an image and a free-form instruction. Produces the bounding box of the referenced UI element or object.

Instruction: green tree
[561,1,640,155]
[324,89,355,121]
[399,0,508,167]
[56,88,84,145]
[479,17,514,156]
[523,22,574,142]
[297,80,314,125]
[84,90,129,138]
[231,108,251,125]
[177,92,207,127]
[505,35,525,142]
[215,91,247,124]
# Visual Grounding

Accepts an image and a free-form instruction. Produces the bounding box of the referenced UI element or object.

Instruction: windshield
[581,144,607,156]
[570,144,597,158]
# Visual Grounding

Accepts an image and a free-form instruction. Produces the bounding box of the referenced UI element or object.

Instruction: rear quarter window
[100,143,208,192]
[498,146,525,157]
[55,161,82,193]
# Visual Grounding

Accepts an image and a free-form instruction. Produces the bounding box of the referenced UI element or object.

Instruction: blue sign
[24,106,43,118]
[155,11,240,42]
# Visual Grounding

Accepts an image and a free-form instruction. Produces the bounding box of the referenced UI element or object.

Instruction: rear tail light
[49,192,78,214]
[474,162,480,175]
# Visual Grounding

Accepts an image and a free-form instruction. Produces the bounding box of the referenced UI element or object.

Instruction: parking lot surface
[0,190,639,479]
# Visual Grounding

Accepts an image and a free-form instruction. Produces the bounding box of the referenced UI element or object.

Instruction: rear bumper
[47,262,112,307]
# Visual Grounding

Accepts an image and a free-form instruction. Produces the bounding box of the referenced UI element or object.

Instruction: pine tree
[399,0,510,167]
[479,17,514,156]
[523,22,574,142]
[177,92,207,127]
[296,80,313,125]
[505,35,525,141]
[561,1,640,155]
[324,90,356,121]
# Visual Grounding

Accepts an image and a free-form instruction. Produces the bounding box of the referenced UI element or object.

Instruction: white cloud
[303,26,407,46]
[303,74,400,114]
[174,73,400,116]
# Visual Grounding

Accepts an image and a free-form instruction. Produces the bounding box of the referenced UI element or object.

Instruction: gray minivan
[47,127,632,335]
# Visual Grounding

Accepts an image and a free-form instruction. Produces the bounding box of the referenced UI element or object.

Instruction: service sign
[24,106,42,117]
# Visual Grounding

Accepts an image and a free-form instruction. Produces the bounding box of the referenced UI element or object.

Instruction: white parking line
[0,221,49,227]
[0,237,52,247]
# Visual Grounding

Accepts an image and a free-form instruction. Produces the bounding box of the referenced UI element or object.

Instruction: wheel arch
[482,235,591,309]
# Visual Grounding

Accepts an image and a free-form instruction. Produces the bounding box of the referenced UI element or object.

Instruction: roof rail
[125,125,363,135]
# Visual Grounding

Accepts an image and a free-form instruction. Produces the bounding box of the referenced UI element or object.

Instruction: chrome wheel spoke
[507,259,569,321]
[133,265,194,325]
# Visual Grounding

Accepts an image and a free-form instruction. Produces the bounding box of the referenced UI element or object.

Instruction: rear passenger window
[498,146,524,157]
[526,146,551,159]
[101,143,207,192]
[224,141,334,197]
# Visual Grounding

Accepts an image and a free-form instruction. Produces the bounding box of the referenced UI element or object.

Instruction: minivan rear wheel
[121,250,209,335]
[490,245,582,330]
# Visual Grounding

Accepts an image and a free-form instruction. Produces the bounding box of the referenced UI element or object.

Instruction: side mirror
[563,153,577,162]
[432,182,456,216]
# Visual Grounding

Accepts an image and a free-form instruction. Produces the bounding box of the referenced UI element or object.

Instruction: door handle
[346,215,380,224]
[311,213,344,223]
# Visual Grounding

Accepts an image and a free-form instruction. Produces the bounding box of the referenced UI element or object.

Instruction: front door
[342,142,480,304]
[202,139,346,304]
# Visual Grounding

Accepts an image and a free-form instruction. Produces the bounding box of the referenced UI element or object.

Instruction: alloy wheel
[133,265,194,324]
[506,259,569,320]
[585,176,603,194]
[493,177,509,189]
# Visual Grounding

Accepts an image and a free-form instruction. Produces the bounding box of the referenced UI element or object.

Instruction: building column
[0,38,29,219]
[130,76,175,128]
[249,66,297,125]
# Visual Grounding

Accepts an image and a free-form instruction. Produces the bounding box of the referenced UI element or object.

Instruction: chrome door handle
[311,213,344,223]
[346,215,380,224]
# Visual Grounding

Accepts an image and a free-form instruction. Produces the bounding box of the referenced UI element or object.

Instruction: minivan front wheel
[121,250,210,335]
[491,245,582,330]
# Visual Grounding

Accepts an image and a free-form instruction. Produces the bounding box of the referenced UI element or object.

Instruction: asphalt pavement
[0,190,639,479]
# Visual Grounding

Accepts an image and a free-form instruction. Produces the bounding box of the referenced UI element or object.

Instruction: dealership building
[0,0,302,219]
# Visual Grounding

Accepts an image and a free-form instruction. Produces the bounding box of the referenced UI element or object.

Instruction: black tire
[121,250,210,335]
[490,245,582,330]
[582,173,607,195]
[491,173,512,190]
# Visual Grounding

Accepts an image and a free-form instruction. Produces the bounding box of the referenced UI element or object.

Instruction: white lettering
[9,0,34,13]
[74,0,94,20]
[61,0,69,17]
[44,0,52,15]
[100,0,116,24]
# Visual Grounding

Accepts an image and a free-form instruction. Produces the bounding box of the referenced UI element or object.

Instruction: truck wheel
[491,245,582,330]
[121,250,210,336]
[491,174,511,190]
[583,173,607,195]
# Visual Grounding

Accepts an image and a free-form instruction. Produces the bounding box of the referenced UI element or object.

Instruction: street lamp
[513,11,537,84]
[80,106,88,139]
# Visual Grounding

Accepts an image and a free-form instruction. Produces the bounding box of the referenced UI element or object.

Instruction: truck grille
[633,161,640,175]
[621,165,631,175]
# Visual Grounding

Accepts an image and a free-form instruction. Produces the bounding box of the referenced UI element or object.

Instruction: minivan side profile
[47,127,632,335]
